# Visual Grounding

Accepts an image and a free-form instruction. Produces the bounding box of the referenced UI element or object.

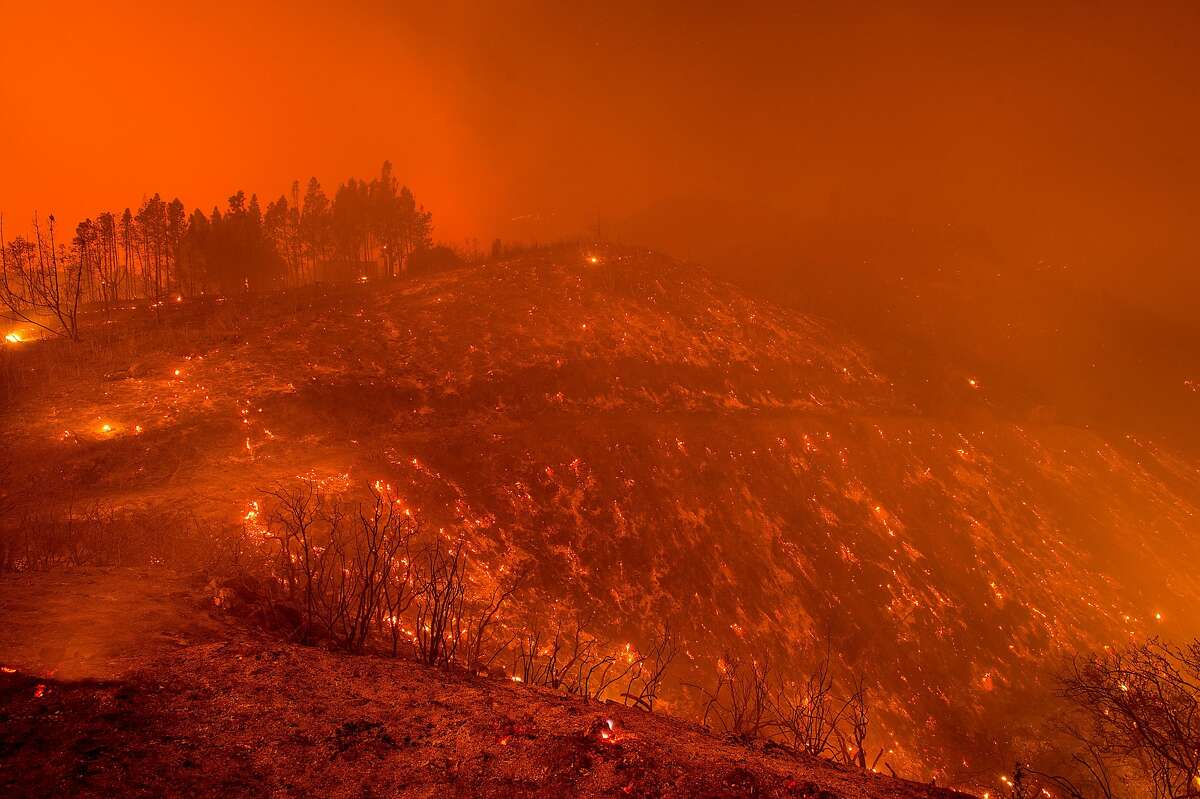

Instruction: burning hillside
[3,245,1200,791]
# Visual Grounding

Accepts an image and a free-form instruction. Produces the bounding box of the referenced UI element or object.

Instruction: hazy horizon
[3,2,1199,321]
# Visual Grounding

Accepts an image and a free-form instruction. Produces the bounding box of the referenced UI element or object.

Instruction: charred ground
[0,568,969,799]
[2,245,1199,791]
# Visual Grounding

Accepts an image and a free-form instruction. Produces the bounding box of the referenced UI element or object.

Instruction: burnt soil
[0,568,965,799]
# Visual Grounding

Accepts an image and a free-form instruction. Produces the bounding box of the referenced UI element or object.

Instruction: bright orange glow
[1,3,1197,322]
[0,7,1197,796]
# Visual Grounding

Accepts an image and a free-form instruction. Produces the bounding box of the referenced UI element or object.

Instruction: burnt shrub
[0,496,212,574]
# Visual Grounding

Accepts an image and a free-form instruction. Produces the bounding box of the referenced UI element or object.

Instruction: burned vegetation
[2,234,1199,799]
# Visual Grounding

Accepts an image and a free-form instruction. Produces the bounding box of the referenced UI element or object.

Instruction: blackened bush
[0,496,205,573]
[694,643,877,769]
[262,479,417,653]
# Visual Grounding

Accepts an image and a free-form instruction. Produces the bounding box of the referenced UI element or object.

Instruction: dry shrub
[1018,638,1200,799]
[238,478,677,701]
[413,537,526,670]
[698,652,775,741]
[695,643,878,769]
[260,479,417,652]
[511,614,678,708]
[246,478,527,664]
[0,490,210,574]
[1,298,245,397]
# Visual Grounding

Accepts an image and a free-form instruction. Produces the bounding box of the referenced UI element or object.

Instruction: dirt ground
[0,568,968,799]
[0,567,225,680]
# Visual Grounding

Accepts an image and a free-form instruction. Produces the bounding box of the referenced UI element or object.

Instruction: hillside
[0,568,970,799]
[3,245,1200,788]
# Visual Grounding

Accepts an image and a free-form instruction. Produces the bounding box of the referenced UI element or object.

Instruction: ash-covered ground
[0,568,971,799]
[3,245,1199,790]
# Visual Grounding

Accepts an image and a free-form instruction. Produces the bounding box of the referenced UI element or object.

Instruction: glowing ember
[4,332,22,343]
[33,684,46,698]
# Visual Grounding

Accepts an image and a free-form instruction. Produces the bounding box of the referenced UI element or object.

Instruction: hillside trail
[0,567,224,680]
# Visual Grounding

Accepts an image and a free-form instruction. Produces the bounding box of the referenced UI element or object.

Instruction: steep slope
[4,245,1199,786]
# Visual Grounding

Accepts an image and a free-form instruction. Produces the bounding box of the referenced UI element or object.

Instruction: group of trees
[1,162,433,339]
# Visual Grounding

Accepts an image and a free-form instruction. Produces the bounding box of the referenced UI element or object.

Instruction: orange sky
[2,2,1198,311]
